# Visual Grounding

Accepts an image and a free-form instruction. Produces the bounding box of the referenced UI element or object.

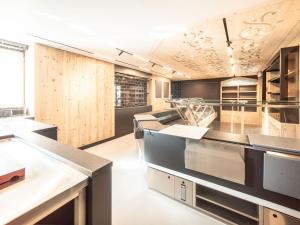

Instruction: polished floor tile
[87,133,225,225]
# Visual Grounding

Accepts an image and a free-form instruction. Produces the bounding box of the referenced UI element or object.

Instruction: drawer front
[147,167,174,197]
[263,208,300,225]
[174,177,193,206]
[185,139,245,184]
[263,152,300,199]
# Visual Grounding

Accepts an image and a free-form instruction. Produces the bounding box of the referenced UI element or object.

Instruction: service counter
[134,110,300,225]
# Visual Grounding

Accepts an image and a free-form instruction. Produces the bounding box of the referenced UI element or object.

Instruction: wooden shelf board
[283,70,296,77]
[195,195,258,221]
[267,92,280,95]
[222,97,238,100]
[239,97,257,99]
[268,76,280,83]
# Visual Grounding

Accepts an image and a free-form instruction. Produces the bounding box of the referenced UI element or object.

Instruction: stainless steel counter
[0,138,88,225]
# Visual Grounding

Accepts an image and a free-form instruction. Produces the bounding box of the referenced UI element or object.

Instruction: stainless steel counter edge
[8,131,112,178]
[136,112,300,156]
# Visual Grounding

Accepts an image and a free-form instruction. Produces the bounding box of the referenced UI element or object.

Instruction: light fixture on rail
[223,18,235,76]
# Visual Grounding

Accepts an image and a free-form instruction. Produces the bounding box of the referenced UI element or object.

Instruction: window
[0,47,24,108]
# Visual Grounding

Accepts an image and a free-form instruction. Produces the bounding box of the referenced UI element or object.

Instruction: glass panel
[169,98,300,139]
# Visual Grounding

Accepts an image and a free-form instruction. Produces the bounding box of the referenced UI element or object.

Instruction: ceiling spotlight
[133,54,149,62]
[227,46,233,56]
[163,66,172,71]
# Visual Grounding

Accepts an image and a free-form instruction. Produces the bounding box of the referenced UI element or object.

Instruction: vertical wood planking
[35,44,115,148]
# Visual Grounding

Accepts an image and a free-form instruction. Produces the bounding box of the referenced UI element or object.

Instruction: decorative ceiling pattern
[151,0,300,79]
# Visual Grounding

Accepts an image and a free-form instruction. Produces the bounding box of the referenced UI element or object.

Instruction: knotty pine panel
[35,44,115,148]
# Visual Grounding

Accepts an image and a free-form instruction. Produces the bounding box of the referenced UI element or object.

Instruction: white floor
[86,133,225,225]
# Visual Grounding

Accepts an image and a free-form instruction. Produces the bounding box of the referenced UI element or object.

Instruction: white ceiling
[0,0,299,80]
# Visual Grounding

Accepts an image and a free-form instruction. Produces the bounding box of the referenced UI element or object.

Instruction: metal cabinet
[147,167,175,197]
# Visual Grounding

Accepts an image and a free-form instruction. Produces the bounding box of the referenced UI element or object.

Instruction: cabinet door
[263,208,300,225]
[147,167,174,197]
[174,177,193,206]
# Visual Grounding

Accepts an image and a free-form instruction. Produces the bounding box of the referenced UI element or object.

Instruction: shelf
[195,198,258,225]
[268,76,280,83]
[222,91,238,93]
[267,92,280,95]
[196,195,258,221]
[239,98,257,100]
[222,98,238,100]
[239,91,257,93]
[196,184,259,221]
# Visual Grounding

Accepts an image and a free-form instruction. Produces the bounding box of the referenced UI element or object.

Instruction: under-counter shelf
[195,184,259,224]
[195,198,258,225]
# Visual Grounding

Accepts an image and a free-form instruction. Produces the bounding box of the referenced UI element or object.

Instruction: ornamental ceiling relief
[151,0,300,79]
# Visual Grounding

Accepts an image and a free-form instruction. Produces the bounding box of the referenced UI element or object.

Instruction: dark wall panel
[180,79,221,99]
[115,105,152,138]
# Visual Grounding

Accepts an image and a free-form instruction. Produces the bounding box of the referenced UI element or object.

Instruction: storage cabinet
[263,208,300,225]
[147,167,175,197]
[147,168,193,205]
[146,167,300,225]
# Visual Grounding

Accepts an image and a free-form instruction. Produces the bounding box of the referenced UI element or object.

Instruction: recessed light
[133,54,149,62]
[167,74,173,78]
[94,53,115,62]
[163,66,172,71]
[230,57,234,64]
[227,46,233,56]
[150,32,174,39]
[155,25,186,33]
[177,72,183,76]
[139,66,150,72]
[70,24,95,35]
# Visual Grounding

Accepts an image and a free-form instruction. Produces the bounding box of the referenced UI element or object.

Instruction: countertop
[136,111,300,155]
[0,138,88,225]
[0,117,56,135]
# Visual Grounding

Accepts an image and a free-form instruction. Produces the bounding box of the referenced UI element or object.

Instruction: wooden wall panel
[35,44,115,148]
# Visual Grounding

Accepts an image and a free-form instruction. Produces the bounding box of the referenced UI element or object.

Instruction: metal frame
[168,98,217,127]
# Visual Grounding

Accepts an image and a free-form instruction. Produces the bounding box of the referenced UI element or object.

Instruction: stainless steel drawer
[264,208,300,225]
[263,152,300,199]
[146,167,175,197]
[185,139,245,184]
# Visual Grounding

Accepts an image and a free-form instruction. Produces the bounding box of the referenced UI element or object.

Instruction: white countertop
[0,138,88,225]
[159,124,209,140]
[134,114,158,121]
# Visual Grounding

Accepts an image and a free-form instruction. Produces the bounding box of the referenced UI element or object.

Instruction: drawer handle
[273,214,277,218]
[168,176,170,179]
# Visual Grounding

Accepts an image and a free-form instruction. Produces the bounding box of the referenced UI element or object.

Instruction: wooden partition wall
[35,44,115,148]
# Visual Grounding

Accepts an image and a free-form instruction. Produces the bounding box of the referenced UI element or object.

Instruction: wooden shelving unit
[220,77,260,124]
[221,79,257,112]
[263,45,299,124]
